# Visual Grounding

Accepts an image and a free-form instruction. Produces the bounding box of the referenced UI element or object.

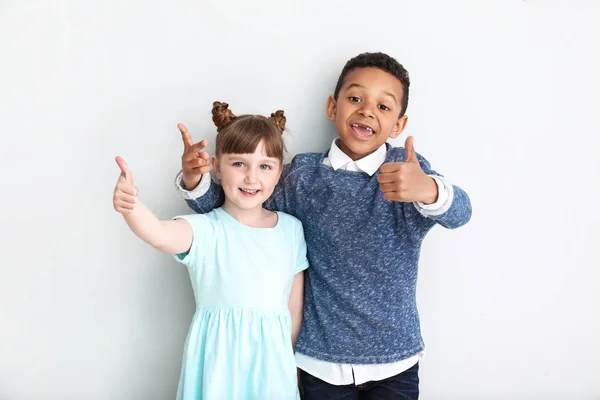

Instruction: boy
[174,53,472,399]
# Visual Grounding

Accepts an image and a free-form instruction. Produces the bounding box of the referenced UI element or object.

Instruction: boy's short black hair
[333,52,410,118]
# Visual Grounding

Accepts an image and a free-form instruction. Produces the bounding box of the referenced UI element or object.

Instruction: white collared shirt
[175,139,453,385]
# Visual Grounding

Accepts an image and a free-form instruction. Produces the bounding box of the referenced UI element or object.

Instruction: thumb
[115,156,133,185]
[404,136,417,163]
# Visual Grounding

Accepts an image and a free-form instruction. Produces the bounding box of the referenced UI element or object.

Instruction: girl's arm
[122,202,192,255]
[288,271,305,348]
[113,156,192,255]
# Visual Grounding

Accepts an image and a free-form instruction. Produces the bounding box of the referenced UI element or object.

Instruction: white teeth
[352,123,373,132]
[240,188,258,194]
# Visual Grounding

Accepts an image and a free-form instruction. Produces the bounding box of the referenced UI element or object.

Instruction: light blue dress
[172,208,308,400]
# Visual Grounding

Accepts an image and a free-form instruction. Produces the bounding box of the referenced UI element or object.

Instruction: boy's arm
[175,170,225,214]
[175,124,225,214]
[288,271,304,348]
[413,174,471,230]
[114,157,193,254]
[378,137,472,229]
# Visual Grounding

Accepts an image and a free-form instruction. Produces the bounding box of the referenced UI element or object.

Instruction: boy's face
[327,67,408,161]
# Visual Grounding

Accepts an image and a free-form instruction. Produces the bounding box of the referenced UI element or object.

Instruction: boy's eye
[233,162,245,168]
[260,165,272,171]
[378,104,390,111]
[349,96,361,103]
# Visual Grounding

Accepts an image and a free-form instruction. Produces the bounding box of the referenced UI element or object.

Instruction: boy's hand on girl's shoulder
[377,136,439,204]
[178,123,212,191]
[113,156,138,214]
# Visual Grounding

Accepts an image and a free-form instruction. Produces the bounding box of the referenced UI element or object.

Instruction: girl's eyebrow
[227,154,251,159]
[227,155,278,164]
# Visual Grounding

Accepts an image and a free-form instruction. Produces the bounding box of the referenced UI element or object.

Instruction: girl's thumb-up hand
[113,156,138,214]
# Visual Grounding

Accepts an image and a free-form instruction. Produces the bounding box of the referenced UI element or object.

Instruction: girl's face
[213,139,283,215]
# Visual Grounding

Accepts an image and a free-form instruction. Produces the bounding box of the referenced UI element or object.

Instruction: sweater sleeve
[412,151,472,229]
[183,178,226,215]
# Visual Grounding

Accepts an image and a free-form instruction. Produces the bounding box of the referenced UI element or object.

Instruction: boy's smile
[350,122,375,139]
[327,67,408,161]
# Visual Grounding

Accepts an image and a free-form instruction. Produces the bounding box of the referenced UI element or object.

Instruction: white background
[1,0,599,399]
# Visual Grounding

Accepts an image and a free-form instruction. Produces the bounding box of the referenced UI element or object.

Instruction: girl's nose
[244,168,258,184]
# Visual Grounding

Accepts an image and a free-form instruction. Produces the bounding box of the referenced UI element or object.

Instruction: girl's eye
[378,104,390,111]
[349,96,361,103]
[260,165,272,171]
[233,162,245,168]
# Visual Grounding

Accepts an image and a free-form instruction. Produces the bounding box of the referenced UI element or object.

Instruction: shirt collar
[327,139,387,176]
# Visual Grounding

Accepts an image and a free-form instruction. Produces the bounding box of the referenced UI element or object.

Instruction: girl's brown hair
[212,101,286,162]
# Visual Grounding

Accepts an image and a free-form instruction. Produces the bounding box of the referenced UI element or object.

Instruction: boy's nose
[358,102,375,118]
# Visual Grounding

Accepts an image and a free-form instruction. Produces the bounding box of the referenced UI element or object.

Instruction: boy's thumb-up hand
[377,136,437,203]
[179,123,212,191]
[403,136,418,164]
[113,156,138,214]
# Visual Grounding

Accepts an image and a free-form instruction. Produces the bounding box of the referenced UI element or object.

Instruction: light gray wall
[1,0,598,398]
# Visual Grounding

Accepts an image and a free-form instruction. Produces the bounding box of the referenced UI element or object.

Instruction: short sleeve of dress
[294,219,309,274]
[171,214,214,270]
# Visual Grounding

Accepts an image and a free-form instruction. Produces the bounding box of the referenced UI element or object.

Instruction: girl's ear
[212,156,221,180]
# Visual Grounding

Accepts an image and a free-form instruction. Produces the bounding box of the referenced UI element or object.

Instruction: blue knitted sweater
[185,144,472,364]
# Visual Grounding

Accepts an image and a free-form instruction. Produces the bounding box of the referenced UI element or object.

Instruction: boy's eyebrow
[345,83,398,104]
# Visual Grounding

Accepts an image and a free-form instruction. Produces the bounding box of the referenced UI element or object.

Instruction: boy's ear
[389,115,408,139]
[326,95,337,121]
[212,156,221,179]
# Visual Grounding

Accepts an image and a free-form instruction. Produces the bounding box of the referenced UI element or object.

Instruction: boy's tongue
[352,125,373,138]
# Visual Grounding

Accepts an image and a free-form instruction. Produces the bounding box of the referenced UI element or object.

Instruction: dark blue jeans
[300,362,419,400]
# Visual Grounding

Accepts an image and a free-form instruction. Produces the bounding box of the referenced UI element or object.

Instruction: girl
[113,102,308,400]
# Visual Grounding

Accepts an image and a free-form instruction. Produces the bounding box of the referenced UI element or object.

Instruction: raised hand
[113,156,138,214]
[179,123,212,190]
[377,136,438,204]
